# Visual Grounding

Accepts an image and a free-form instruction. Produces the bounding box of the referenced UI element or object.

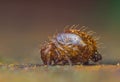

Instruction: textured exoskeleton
[40,25,102,65]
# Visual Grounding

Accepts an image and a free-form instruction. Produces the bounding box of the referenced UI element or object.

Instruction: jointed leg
[65,55,72,66]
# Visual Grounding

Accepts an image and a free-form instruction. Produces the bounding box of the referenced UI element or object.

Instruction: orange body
[40,26,102,65]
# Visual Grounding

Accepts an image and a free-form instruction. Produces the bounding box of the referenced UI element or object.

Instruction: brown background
[0,0,120,64]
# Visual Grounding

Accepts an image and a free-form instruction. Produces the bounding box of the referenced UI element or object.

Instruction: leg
[47,58,52,66]
[42,59,47,65]
[83,61,89,65]
[53,59,58,65]
[65,55,72,66]
[46,52,52,66]
[62,60,68,65]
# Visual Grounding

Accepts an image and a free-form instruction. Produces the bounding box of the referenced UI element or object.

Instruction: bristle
[64,25,70,31]
[79,26,87,32]
[97,45,105,49]
[93,36,101,41]
[81,27,88,32]
[87,31,96,35]
[53,34,56,38]
[55,29,58,34]
[74,24,79,29]
[97,42,104,46]
[70,25,76,29]
[44,41,48,44]
[97,42,104,48]
[39,43,43,48]
[48,36,52,40]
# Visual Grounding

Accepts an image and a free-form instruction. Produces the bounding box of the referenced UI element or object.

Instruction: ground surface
[0,64,120,82]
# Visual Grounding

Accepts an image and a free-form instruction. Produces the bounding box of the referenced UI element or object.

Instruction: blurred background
[0,0,120,64]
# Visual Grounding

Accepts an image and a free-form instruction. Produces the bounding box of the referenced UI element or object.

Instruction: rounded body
[40,26,102,65]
